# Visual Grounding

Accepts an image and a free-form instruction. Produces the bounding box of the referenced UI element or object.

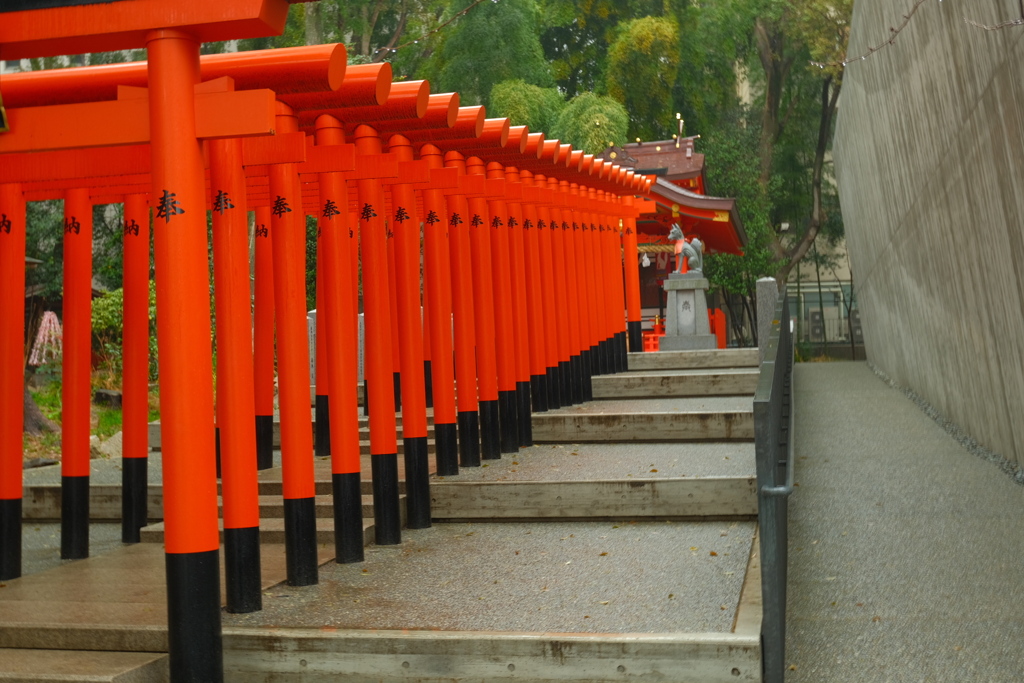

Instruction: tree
[488,79,565,134]
[742,0,850,284]
[419,0,553,105]
[551,91,628,154]
[701,113,779,344]
[605,16,681,141]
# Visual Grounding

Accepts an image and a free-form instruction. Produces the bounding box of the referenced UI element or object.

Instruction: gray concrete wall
[835,0,1024,465]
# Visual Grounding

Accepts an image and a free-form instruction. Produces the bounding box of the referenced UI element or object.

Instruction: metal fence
[754,289,795,683]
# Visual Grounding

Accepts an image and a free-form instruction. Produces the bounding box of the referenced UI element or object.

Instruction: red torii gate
[0,5,323,678]
[1,22,652,681]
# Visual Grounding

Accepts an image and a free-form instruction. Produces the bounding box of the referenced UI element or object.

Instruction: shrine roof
[640,177,747,256]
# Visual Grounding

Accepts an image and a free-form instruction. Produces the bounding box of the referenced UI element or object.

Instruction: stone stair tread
[0,648,168,682]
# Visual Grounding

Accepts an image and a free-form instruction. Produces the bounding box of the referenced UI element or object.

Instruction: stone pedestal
[660,272,717,351]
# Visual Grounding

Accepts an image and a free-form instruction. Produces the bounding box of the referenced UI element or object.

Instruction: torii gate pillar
[146,29,223,681]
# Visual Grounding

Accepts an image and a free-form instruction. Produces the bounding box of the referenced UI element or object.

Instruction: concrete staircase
[3,347,766,682]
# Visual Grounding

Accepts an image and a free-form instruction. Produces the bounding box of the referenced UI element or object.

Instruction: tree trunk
[23,367,58,435]
[774,75,842,285]
[813,242,827,355]
[305,2,323,46]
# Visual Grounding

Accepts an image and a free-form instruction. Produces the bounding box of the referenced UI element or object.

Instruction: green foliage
[606,16,680,140]
[551,92,628,154]
[420,0,553,105]
[701,114,779,297]
[488,79,565,134]
[95,408,123,440]
[31,382,63,424]
[91,281,159,382]
[306,215,318,312]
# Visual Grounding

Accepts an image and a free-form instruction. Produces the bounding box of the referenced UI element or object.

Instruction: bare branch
[810,0,929,68]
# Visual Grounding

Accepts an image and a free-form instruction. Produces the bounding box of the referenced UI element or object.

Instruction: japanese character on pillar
[272,196,292,217]
[255,224,269,238]
[394,206,411,224]
[491,216,503,229]
[508,216,519,228]
[1,214,12,234]
[322,199,341,221]
[156,190,185,223]
[123,219,140,237]
[449,213,463,227]
[360,203,377,221]
[63,216,81,235]
[213,190,235,215]
[425,210,441,226]
[471,215,484,228]
[523,219,533,230]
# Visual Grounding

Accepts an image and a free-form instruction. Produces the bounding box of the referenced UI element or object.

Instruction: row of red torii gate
[0,4,654,679]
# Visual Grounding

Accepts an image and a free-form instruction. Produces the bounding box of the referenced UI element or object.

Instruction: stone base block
[659,334,718,351]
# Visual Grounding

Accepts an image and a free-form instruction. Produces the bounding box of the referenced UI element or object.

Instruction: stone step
[139,515,388,547]
[430,477,756,519]
[148,422,437,451]
[0,649,168,682]
[533,411,754,443]
[592,369,759,398]
[244,494,378,519]
[627,348,758,371]
[219,523,764,683]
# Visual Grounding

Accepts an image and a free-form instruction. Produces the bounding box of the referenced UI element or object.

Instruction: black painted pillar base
[531,374,548,413]
[224,526,262,614]
[423,360,433,409]
[628,320,643,355]
[333,472,365,564]
[61,475,89,560]
[457,411,481,467]
[122,457,148,544]
[283,497,318,586]
[403,436,431,529]
[616,331,629,372]
[558,361,572,406]
[393,372,402,412]
[516,381,533,447]
[255,415,274,470]
[600,338,612,376]
[314,394,331,457]
[434,422,459,476]
[497,390,519,454]
[479,400,501,460]
[569,356,584,405]
[371,453,402,545]
[166,549,223,683]
[0,498,21,581]
[588,345,601,377]
[545,366,560,410]
[580,351,594,402]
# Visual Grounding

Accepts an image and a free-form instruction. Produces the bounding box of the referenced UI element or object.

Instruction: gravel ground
[442,442,755,482]
[19,523,125,578]
[787,362,1024,682]
[225,520,755,634]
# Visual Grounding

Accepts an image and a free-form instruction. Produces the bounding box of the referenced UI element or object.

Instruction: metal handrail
[760,374,794,498]
[753,287,794,683]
